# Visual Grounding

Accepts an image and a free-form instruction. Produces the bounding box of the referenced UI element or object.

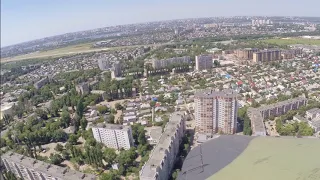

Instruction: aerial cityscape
[1,1,320,180]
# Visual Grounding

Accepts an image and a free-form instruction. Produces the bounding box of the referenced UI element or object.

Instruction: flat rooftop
[1,152,96,180]
[91,123,130,130]
[179,136,320,180]
[194,89,238,98]
[140,112,184,178]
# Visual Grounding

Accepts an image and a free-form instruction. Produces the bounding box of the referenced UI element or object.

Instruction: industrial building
[194,89,238,134]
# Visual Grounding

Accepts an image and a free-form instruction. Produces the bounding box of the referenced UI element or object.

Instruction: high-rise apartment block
[152,56,191,70]
[98,58,110,71]
[235,48,259,60]
[248,97,307,136]
[252,49,281,62]
[92,123,134,150]
[194,89,238,134]
[111,61,122,79]
[1,152,96,180]
[195,55,213,71]
[140,112,185,180]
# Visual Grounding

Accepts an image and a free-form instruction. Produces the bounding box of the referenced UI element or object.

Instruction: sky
[1,0,320,47]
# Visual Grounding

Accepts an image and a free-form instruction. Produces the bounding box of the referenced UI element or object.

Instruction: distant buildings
[91,123,134,150]
[139,112,185,180]
[281,48,302,59]
[194,89,238,134]
[152,56,191,70]
[76,83,90,95]
[235,48,259,60]
[34,77,49,89]
[111,61,122,79]
[248,97,307,136]
[1,152,96,180]
[252,49,281,62]
[195,55,212,71]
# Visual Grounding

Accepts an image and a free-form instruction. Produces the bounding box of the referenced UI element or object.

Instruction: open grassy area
[209,137,320,180]
[1,43,110,63]
[261,38,320,46]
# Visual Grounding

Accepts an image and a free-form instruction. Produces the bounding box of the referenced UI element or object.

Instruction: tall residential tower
[194,89,238,134]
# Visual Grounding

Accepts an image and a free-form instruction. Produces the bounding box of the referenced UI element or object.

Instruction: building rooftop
[179,136,320,180]
[140,112,184,179]
[1,152,96,180]
[306,108,320,114]
[91,123,130,130]
[194,89,238,98]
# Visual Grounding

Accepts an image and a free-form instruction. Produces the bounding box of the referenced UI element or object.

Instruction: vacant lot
[209,137,320,180]
[262,38,320,46]
[1,43,110,63]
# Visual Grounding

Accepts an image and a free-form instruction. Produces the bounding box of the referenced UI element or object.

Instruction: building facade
[195,55,212,71]
[235,48,259,60]
[152,56,191,70]
[76,83,90,95]
[34,77,49,89]
[97,58,110,71]
[139,112,185,180]
[252,49,281,62]
[111,61,122,79]
[92,123,134,150]
[248,97,308,136]
[1,152,95,180]
[194,89,238,134]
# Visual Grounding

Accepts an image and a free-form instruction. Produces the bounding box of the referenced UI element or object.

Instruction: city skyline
[2,0,320,47]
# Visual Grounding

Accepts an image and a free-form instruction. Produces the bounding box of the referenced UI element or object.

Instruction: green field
[262,38,320,46]
[1,43,110,63]
[209,137,320,180]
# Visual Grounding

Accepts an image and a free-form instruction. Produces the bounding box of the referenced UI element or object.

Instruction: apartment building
[281,48,303,59]
[306,108,320,120]
[139,112,185,180]
[34,77,49,89]
[152,56,191,70]
[252,49,281,62]
[248,97,307,136]
[235,48,259,60]
[111,61,122,79]
[195,55,213,71]
[76,82,90,95]
[1,152,96,180]
[97,58,110,71]
[194,89,238,134]
[91,123,134,150]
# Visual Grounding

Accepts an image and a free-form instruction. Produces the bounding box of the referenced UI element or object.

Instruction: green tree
[150,101,156,107]
[76,98,85,118]
[104,148,117,165]
[108,115,115,124]
[100,171,120,180]
[80,117,88,131]
[97,105,108,114]
[115,103,123,110]
[68,134,78,145]
[61,107,71,128]
[50,153,63,165]
[172,169,180,180]
[54,143,64,152]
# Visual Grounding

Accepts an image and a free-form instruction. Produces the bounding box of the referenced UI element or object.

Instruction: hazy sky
[1,0,320,47]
